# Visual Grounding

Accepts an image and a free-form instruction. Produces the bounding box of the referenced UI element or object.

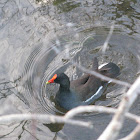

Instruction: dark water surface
[0,0,140,139]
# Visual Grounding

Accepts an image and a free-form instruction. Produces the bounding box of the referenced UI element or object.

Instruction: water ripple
[21,29,140,115]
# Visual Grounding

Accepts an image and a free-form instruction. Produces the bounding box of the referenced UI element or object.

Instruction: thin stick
[101,21,115,53]
[0,114,92,128]
[98,76,140,140]
[71,61,131,87]
[65,105,140,124]
[52,39,131,88]
[119,124,140,140]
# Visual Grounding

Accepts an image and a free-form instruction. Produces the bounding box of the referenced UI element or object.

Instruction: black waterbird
[46,57,120,110]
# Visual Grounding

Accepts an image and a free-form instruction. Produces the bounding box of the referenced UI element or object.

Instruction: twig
[0,105,139,131]
[65,105,140,124]
[101,21,115,53]
[98,76,140,140]
[0,114,92,128]
[119,124,140,140]
[71,61,131,87]
[52,37,131,88]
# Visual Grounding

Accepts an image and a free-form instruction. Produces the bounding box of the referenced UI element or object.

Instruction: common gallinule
[46,57,120,110]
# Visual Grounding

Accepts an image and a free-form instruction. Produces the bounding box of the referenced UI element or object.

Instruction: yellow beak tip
[46,81,50,84]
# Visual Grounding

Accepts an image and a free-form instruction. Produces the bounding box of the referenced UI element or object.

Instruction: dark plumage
[46,57,120,110]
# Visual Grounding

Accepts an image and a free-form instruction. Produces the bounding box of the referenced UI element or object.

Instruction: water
[0,0,140,139]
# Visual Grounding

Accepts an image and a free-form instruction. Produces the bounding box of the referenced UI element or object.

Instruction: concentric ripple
[21,34,83,114]
[20,29,140,115]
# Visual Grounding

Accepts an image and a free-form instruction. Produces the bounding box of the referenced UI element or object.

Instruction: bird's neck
[58,78,70,91]
[59,84,70,91]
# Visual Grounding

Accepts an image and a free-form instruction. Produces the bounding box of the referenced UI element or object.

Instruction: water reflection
[44,123,64,132]
[0,0,140,139]
[53,0,81,12]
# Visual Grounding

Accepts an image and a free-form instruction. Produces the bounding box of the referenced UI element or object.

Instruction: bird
[46,57,120,110]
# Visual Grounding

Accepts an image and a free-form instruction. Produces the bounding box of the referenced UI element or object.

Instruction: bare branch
[0,114,92,128]
[0,105,139,131]
[119,124,140,140]
[52,38,131,88]
[71,61,131,87]
[101,21,115,53]
[98,76,140,140]
[65,105,140,124]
